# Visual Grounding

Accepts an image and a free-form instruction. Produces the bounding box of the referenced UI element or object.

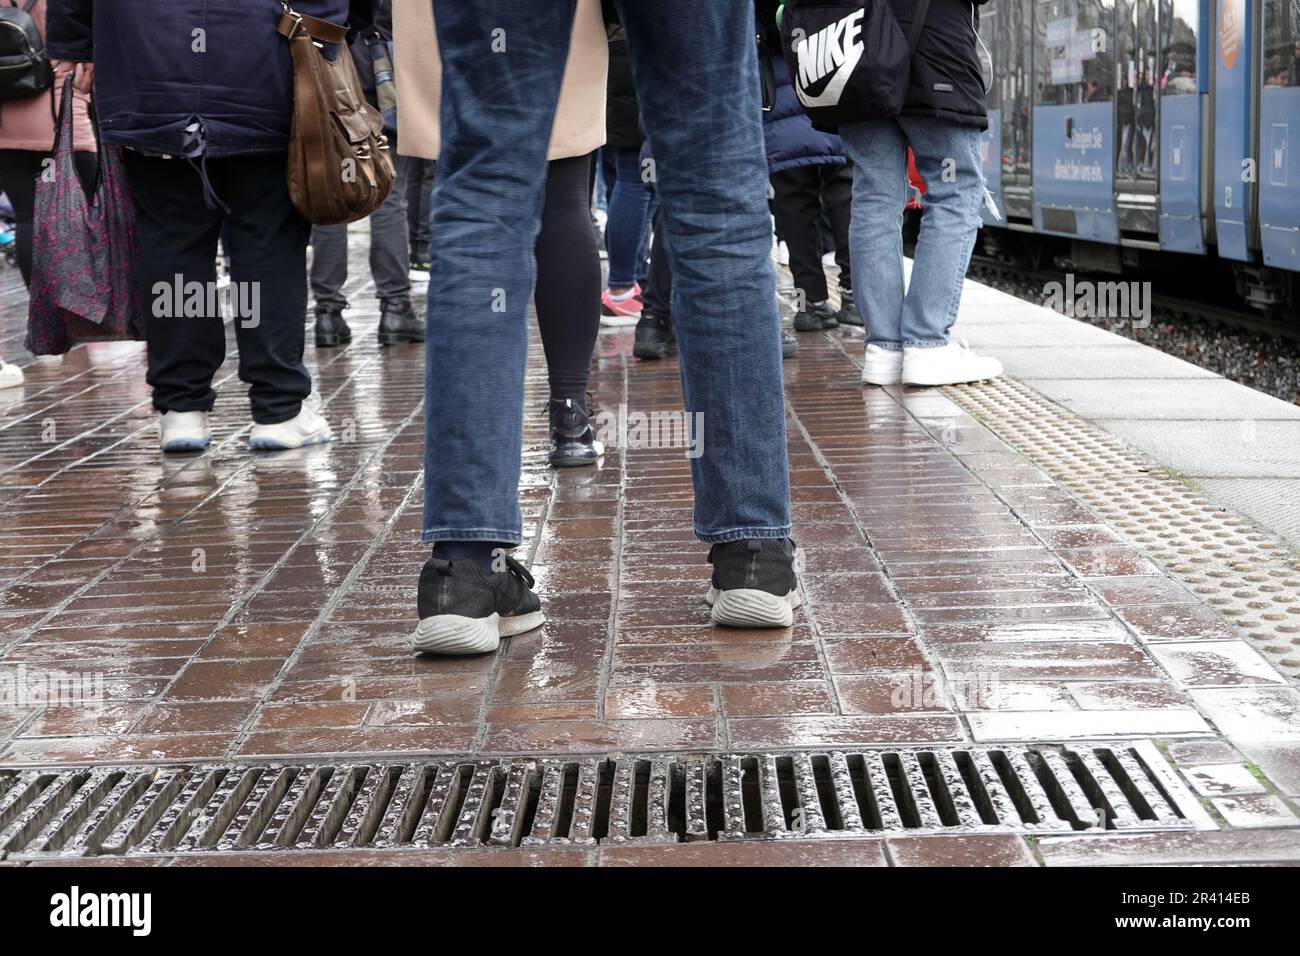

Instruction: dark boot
[633,312,675,360]
[793,300,839,332]
[377,299,426,346]
[548,398,604,467]
[314,304,352,348]
[837,288,864,327]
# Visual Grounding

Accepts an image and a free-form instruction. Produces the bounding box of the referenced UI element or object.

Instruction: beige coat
[394,0,607,161]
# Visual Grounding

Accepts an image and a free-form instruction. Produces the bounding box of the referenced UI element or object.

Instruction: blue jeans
[839,117,985,350]
[423,0,790,546]
[606,146,653,288]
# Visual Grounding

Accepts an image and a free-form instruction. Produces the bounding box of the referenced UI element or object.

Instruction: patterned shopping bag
[25,74,143,356]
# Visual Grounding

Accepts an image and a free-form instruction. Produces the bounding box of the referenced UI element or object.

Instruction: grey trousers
[309,158,412,310]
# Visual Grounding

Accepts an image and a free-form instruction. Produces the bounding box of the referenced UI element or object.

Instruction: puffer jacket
[45,0,372,157]
[891,0,990,130]
[761,48,845,173]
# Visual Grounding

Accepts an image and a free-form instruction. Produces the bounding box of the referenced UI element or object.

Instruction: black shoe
[781,329,798,360]
[633,313,675,360]
[378,299,425,346]
[706,538,801,627]
[793,300,839,332]
[413,554,544,654]
[548,398,604,467]
[314,305,352,348]
[837,289,864,327]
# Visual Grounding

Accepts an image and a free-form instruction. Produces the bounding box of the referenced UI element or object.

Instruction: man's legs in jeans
[618,0,790,543]
[421,0,572,549]
[841,117,1000,385]
[896,118,985,347]
[839,119,908,350]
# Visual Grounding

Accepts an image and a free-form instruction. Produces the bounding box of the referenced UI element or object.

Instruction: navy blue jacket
[762,50,845,174]
[46,0,371,157]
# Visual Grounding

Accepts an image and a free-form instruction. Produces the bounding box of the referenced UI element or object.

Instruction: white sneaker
[861,344,903,386]
[902,338,1003,387]
[0,361,24,390]
[160,410,212,453]
[249,397,332,450]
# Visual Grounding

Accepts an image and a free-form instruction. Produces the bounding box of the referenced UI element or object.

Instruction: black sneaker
[706,538,801,627]
[413,554,544,654]
[837,289,864,327]
[378,299,426,346]
[314,304,352,348]
[548,398,604,467]
[633,313,675,360]
[781,329,798,360]
[793,300,839,332]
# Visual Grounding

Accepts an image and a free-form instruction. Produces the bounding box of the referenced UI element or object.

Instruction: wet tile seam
[781,355,964,732]
[201,400,428,756]
[814,332,1231,733]
[0,351,386,750]
[0,341,365,605]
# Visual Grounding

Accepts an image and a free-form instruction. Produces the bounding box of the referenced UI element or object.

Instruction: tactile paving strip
[946,377,1300,675]
[0,743,1210,859]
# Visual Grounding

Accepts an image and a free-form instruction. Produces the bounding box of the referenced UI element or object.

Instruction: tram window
[1263,0,1300,88]
[1159,0,1199,94]
[1037,0,1115,104]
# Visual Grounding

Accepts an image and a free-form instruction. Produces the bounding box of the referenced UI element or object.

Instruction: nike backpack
[0,0,54,100]
[778,0,930,132]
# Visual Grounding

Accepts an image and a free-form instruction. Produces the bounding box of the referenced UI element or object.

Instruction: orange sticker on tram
[1219,0,1243,70]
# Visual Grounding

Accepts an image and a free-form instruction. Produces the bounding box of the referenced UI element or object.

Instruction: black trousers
[0,148,98,287]
[402,155,435,261]
[770,161,853,303]
[123,152,312,424]
[535,153,600,405]
[641,205,673,322]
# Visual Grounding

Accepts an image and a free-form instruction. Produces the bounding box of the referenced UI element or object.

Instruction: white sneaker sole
[411,608,544,654]
[412,612,501,655]
[902,368,1003,387]
[249,432,332,451]
[861,368,903,386]
[706,587,802,628]
[498,609,546,637]
[599,315,640,328]
[161,436,212,453]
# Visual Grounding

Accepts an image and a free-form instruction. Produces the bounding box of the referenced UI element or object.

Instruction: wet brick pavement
[1,251,1298,865]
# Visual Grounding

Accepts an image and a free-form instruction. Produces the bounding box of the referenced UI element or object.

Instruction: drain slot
[0,744,1211,858]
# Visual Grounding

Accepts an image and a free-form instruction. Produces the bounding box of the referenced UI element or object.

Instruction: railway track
[965,253,1300,405]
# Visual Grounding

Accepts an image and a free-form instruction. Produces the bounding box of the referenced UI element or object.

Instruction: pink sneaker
[600,283,643,326]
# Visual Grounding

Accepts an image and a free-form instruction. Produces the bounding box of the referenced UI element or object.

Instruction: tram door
[1114,0,1161,235]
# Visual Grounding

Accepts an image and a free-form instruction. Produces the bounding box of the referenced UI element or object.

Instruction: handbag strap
[277,1,349,45]
[906,0,932,51]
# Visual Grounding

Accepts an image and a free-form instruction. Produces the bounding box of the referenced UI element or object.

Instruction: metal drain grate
[0,743,1210,859]
[944,377,1300,675]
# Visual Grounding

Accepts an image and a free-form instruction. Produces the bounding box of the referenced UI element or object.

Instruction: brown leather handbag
[277,2,395,225]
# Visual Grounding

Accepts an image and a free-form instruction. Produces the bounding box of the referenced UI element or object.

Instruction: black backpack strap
[906,0,932,50]
[24,0,40,11]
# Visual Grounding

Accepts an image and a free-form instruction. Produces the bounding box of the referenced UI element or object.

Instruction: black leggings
[0,148,98,287]
[535,153,600,406]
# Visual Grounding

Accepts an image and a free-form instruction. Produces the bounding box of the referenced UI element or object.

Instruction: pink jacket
[0,0,95,152]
